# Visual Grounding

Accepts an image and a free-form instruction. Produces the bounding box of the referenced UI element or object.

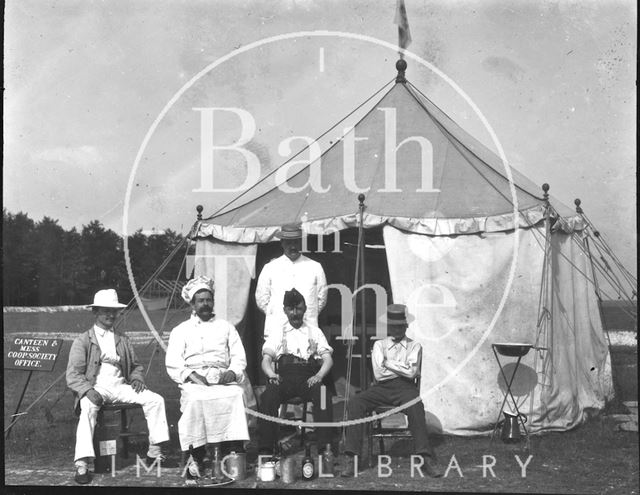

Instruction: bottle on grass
[301,443,315,480]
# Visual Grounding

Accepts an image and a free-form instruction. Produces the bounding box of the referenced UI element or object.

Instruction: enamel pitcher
[223,451,247,480]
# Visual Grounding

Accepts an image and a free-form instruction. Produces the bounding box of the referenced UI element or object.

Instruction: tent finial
[358,193,366,206]
[196,205,203,221]
[396,59,407,83]
[542,183,549,202]
[574,198,583,214]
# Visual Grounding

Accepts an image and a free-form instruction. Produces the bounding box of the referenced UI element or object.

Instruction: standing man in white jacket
[255,224,328,340]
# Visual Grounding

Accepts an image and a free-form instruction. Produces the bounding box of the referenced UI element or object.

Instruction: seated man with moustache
[257,288,334,455]
[165,276,250,481]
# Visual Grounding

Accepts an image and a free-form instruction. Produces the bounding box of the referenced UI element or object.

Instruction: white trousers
[74,382,170,462]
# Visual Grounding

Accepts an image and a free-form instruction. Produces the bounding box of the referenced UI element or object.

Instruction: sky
[3,0,637,278]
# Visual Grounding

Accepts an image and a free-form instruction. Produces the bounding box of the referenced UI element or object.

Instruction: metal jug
[281,457,296,484]
[222,451,246,481]
[501,410,527,443]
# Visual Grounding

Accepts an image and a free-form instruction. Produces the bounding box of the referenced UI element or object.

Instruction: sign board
[99,439,117,456]
[5,338,63,371]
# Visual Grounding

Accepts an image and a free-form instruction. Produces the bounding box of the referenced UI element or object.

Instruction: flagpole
[394,0,412,58]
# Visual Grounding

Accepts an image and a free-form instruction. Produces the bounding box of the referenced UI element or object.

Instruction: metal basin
[493,343,533,357]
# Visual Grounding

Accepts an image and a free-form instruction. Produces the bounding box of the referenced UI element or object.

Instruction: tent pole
[533,184,554,418]
[340,198,366,438]
[357,194,367,391]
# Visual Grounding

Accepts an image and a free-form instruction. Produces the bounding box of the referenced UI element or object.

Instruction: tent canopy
[198,81,582,243]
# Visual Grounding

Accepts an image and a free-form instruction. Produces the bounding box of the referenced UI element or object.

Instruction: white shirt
[262,321,333,361]
[255,254,328,338]
[165,315,247,384]
[93,325,124,387]
[371,336,422,383]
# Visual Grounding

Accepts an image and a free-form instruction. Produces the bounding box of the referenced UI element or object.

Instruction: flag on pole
[394,0,412,56]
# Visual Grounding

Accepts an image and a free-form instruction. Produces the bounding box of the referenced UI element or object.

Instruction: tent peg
[196,205,203,221]
[396,59,407,83]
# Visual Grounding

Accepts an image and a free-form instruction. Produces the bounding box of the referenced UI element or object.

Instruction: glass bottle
[301,443,315,480]
[321,443,335,476]
[273,441,282,477]
[212,445,224,481]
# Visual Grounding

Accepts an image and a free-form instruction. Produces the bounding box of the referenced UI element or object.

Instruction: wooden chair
[367,375,421,461]
[279,396,312,445]
[272,359,313,446]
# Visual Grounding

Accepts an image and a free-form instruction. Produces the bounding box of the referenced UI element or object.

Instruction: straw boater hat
[88,289,127,308]
[181,275,215,303]
[275,223,303,240]
[379,304,415,325]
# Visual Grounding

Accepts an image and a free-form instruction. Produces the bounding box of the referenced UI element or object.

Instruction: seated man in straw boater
[257,288,334,455]
[340,304,443,478]
[66,289,173,485]
[165,276,250,481]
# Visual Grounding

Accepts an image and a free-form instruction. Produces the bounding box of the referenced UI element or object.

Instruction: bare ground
[4,311,638,494]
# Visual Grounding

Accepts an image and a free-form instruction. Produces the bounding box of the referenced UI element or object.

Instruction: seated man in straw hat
[255,223,328,340]
[66,289,173,485]
[340,304,443,478]
[165,276,250,481]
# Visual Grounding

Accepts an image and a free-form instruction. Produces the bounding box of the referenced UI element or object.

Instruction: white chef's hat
[181,276,214,303]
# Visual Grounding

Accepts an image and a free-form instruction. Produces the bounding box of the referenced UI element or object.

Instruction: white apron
[178,382,249,450]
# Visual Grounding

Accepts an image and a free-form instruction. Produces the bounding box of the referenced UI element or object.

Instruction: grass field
[3,309,638,493]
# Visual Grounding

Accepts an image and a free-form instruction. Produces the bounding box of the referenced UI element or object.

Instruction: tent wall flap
[382,225,612,434]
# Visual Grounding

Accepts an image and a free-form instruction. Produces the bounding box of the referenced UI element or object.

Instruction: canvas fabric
[192,240,256,326]
[382,225,613,434]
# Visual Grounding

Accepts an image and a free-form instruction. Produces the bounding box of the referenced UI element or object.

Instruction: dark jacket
[66,326,145,415]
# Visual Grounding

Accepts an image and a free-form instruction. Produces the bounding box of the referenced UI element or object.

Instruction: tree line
[3,209,187,306]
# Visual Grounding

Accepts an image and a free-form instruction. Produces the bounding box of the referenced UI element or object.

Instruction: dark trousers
[344,377,434,458]
[258,373,333,451]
